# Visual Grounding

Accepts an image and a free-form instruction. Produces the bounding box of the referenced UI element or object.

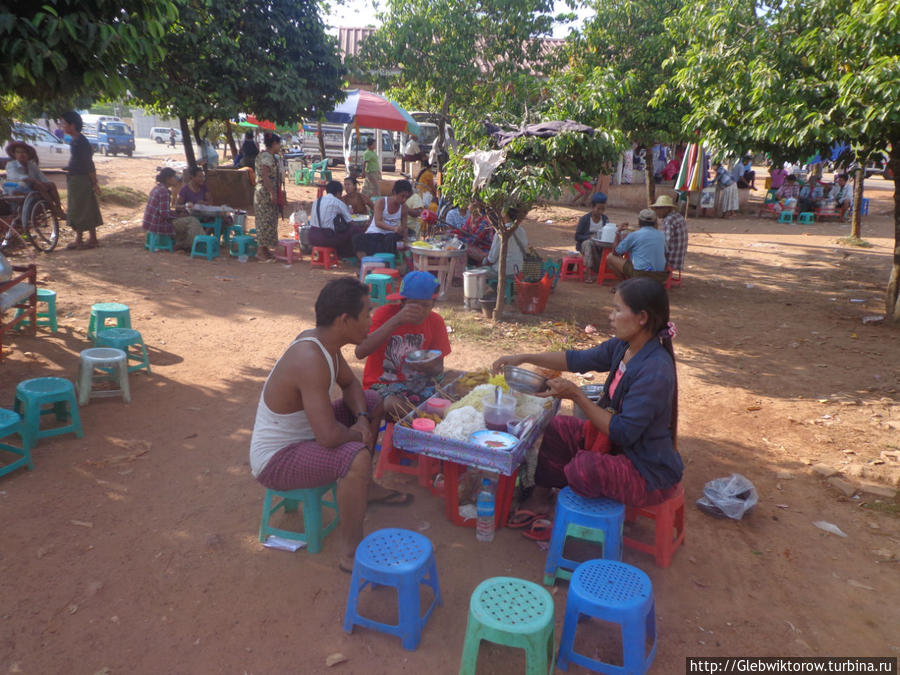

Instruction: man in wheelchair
[5,141,66,220]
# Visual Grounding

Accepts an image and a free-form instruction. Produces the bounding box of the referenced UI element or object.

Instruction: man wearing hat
[606,208,668,282]
[5,141,66,220]
[650,194,688,274]
[355,271,452,418]
[575,192,611,280]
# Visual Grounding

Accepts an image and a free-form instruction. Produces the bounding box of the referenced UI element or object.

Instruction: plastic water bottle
[476,479,495,543]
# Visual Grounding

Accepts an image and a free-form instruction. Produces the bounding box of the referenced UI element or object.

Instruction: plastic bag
[696,473,758,520]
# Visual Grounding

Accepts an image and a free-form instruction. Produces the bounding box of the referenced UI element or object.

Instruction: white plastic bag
[696,473,758,520]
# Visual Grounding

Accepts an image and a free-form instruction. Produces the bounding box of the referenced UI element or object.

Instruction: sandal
[368,489,414,507]
[507,509,549,529]
[521,518,553,541]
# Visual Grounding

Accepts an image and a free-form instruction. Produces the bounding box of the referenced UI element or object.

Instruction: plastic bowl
[405,349,442,364]
[503,366,548,394]
[424,397,451,417]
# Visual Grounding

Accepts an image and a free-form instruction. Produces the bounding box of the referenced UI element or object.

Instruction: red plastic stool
[594,246,618,284]
[442,461,517,531]
[375,424,443,492]
[310,246,339,270]
[665,268,682,289]
[274,238,302,264]
[624,483,685,568]
[561,255,585,281]
[371,267,401,292]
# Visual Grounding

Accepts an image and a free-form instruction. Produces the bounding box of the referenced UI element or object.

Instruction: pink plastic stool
[310,246,339,270]
[274,238,302,264]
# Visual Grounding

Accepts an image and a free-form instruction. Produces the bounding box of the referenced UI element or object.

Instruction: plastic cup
[482,394,516,432]
[424,397,451,417]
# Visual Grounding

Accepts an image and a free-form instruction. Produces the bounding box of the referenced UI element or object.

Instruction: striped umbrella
[324,90,420,136]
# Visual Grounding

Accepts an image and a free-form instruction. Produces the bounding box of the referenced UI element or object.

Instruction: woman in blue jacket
[493,277,682,508]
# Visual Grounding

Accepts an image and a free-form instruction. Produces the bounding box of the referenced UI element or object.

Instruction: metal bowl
[405,349,442,364]
[580,384,605,400]
[503,366,548,394]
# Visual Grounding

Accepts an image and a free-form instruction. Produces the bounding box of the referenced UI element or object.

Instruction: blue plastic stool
[14,287,58,333]
[87,302,131,341]
[258,483,339,554]
[860,198,869,215]
[778,210,794,223]
[191,234,219,260]
[556,560,656,673]
[343,528,442,650]
[487,275,515,303]
[96,327,151,374]
[798,211,815,225]
[365,273,393,307]
[145,231,174,252]
[13,377,84,446]
[373,252,397,269]
[544,487,625,585]
[229,235,258,258]
[0,408,32,478]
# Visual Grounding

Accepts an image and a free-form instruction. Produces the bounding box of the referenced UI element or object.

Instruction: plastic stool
[190,234,219,260]
[371,267,401,292]
[487,275,515,304]
[373,252,397,269]
[274,238,302,264]
[798,211,815,225]
[358,256,383,281]
[556,560,656,673]
[460,577,555,675]
[544,487,625,585]
[258,483,339,553]
[144,231,174,252]
[624,484,685,568]
[595,246,618,284]
[561,255,585,281]
[229,235,258,258]
[223,224,244,248]
[13,377,83,445]
[375,423,442,493]
[543,259,561,288]
[778,210,794,223]
[0,408,32,478]
[344,528,442,650]
[14,287,58,333]
[310,246,339,270]
[87,302,131,341]
[233,213,246,230]
[365,273,393,307]
[96,327,151,375]
[76,348,130,405]
[200,216,224,241]
[860,198,869,215]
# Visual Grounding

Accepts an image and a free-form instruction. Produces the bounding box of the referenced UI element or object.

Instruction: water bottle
[475,479,495,543]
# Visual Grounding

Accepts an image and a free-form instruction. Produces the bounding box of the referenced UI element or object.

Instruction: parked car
[0,123,71,170]
[299,123,345,165]
[94,121,135,157]
[150,127,182,144]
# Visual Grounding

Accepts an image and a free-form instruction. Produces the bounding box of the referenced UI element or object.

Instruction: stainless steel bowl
[405,349,442,364]
[503,366,548,394]
[580,384,605,400]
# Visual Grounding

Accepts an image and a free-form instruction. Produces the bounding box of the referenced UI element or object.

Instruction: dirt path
[1,156,898,673]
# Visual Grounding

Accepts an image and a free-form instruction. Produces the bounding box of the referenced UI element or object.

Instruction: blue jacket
[566,337,683,492]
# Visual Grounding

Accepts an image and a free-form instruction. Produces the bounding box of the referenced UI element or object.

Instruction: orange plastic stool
[560,255,585,281]
[274,238,302,264]
[310,246,339,270]
[374,423,442,491]
[371,267,401,292]
[624,483,685,568]
[594,246,618,284]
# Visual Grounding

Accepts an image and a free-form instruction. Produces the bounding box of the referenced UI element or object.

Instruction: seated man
[249,278,410,573]
[605,208,668,282]
[309,180,364,259]
[356,271,451,419]
[731,154,756,190]
[797,175,825,213]
[650,195,688,273]
[574,192,610,280]
[4,141,65,220]
[341,176,374,218]
[773,174,800,213]
[829,173,853,219]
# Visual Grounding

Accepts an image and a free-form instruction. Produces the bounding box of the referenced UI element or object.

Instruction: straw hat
[649,195,675,209]
[5,141,37,162]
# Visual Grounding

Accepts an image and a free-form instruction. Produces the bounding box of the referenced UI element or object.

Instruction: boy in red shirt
[356,271,451,418]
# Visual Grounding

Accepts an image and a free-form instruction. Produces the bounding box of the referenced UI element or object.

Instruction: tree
[668,0,900,320]
[0,0,178,135]
[442,125,621,320]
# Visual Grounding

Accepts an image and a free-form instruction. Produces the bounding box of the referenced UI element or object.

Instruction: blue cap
[399,271,440,300]
[591,192,608,204]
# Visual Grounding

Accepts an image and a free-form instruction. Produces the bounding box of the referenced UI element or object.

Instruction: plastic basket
[514,272,553,315]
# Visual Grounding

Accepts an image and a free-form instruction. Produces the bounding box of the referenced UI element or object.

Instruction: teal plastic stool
[365,273,393,307]
[13,377,84,446]
[488,275,515,304]
[778,210,794,223]
[229,235,258,258]
[258,483,339,554]
[798,211,815,224]
[459,577,555,675]
[87,302,131,341]
[199,216,224,241]
[223,224,243,248]
[373,252,397,269]
[0,408,32,478]
[15,287,58,333]
[190,234,219,260]
[860,198,869,215]
[96,327,151,374]
[144,231,174,252]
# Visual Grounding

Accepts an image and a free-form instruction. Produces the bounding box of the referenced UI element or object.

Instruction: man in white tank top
[249,277,412,571]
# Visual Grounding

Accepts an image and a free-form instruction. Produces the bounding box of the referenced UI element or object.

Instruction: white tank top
[366,197,402,234]
[248,336,336,477]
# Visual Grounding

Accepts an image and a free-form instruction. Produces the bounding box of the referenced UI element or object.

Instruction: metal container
[463,268,490,309]
[573,383,605,420]
[503,366,548,394]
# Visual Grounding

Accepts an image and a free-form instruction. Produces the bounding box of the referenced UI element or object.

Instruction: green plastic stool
[459,577,556,675]
[798,211,815,225]
[87,302,131,341]
[0,408,32,478]
[96,327,151,374]
[229,235,258,258]
[145,231,174,252]
[13,377,84,446]
[778,210,794,224]
[258,483,339,554]
[15,288,58,333]
[373,252,397,269]
[364,273,393,307]
[191,234,219,260]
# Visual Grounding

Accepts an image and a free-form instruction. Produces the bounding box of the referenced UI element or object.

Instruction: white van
[149,127,183,143]
[343,127,396,173]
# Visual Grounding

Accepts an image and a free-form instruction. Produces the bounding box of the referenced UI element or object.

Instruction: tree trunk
[645,164,656,206]
[494,223,516,322]
[886,146,900,322]
[437,91,451,172]
[179,116,196,169]
[225,120,238,159]
[850,166,864,239]
[316,120,326,161]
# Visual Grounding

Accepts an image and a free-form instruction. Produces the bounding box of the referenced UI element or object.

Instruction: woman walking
[253,132,282,262]
[59,111,102,249]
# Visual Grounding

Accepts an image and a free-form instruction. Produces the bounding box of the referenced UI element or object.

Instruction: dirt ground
[1,153,899,674]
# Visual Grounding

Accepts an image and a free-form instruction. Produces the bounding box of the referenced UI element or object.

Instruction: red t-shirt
[362,304,452,388]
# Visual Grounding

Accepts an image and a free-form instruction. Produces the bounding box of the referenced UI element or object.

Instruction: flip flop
[368,489,414,507]
[521,518,553,541]
[65,241,84,250]
[338,559,354,574]
[507,509,549,529]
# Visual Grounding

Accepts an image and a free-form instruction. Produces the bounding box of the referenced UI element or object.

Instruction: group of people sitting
[769,172,853,219]
[141,166,223,251]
